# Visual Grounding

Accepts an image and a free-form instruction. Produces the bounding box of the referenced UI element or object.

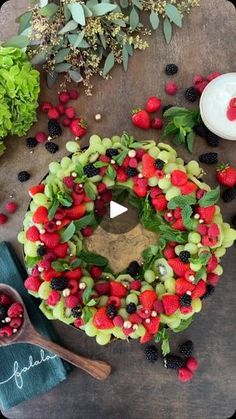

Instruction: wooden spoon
[0,284,111,381]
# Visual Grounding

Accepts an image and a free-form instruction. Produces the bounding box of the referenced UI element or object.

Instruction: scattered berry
[59,91,70,104]
[151,117,164,130]
[70,118,87,138]
[5,202,17,214]
[164,354,185,370]
[48,119,62,138]
[201,284,215,299]
[48,108,60,120]
[45,142,59,154]
[165,81,178,96]
[207,131,220,147]
[144,345,159,362]
[26,137,38,148]
[65,106,76,119]
[40,102,52,113]
[35,132,47,143]
[199,152,218,165]
[184,87,198,102]
[178,367,193,382]
[69,90,79,100]
[179,340,193,357]
[132,109,151,130]
[165,64,178,76]
[222,187,236,203]
[216,164,236,188]
[62,118,71,127]
[55,104,65,115]
[18,171,30,182]
[194,123,208,138]
[186,356,199,372]
[146,96,161,113]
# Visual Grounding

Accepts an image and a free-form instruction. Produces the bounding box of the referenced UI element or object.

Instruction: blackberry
[48,119,62,138]
[106,148,119,158]
[106,304,117,319]
[37,245,47,257]
[163,354,185,370]
[165,64,178,76]
[180,293,192,307]
[126,167,138,177]
[179,340,194,357]
[83,164,99,177]
[231,215,236,229]
[126,303,137,314]
[155,159,165,170]
[0,304,8,321]
[207,131,220,147]
[179,250,191,263]
[199,152,218,165]
[50,276,68,291]
[18,171,30,182]
[184,87,198,102]
[162,104,173,115]
[222,187,236,203]
[194,122,209,138]
[144,345,159,363]
[201,284,215,299]
[71,305,83,318]
[45,141,59,154]
[127,261,141,277]
[26,137,38,148]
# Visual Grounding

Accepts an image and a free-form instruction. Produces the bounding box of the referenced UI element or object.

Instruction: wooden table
[0,1,236,418]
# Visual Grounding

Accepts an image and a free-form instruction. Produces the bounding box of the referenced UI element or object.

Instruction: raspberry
[18,171,30,182]
[10,317,23,329]
[65,295,79,308]
[81,226,93,236]
[152,299,164,313]
[63,176,74,189]
[186,356,199,372]
[130,280,141,291]
[35,132,47,143]
[207,273,219,286]
[65,106,76,119]
[41,102,53,113]
[94,282,111,296]
[193,74,204,84]
[194,80,208,94]
[129,313,142,324]
[207,72,221,82]
[74,318,84,328]
[25,276,41,292]
[62,118,71,127]
[97,182,107,194]
[165,81,178,96]
[146,96,162,113]
[151,117,164,130]
[113,315,124,327]
[69,90,79,100]
[0,293,11,305]
[26,226,40,242]
[48,108,60,120]
[152,195,168,211]
[0,213,8,224]
[59,91,70,104]
[0,326,13,337]
[47,290,61,306]
[117,168,128,182]
[7,302,24,318]
[178,367,193,382]
[55,104,65,115]
[90,265,103,279]
[5,201,17,214]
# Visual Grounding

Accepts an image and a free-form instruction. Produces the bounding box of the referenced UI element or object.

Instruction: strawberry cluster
[18,133,236,347]
[0,292,24,337]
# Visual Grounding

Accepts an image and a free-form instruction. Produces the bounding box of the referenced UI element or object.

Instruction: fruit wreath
[18,133,236,350]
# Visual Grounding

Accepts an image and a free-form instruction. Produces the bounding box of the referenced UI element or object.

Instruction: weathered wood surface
[0,1,236,418]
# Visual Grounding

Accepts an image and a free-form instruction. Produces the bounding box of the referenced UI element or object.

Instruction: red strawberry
[132,109,151,130]
[175,278,195,295]
[171,170,188,186]
[26,226,40,242]
[202,236,218,247]
[162,294,179,315]
[153,299,164,313]
[43,269,61,282]
[196,205,215,223]
[55,218,70,230]
[139,331,153,344]
[129,313,142,324]
[152,195,168,211]
[168,258,189,276]
[139,290,157,310]
[70,118,87,138]
[32,206,49,224]
[94,282,111,295]
[216,164,236,187]
[110,281,127,298]
[93,307,114,329]
[65,268,83,281]
[53,243,68,258]
[47,290,61,306]
[181,181,197,195]
[163,245,176,260]
[191,280,206,299]
[146,96,162,113]
[208,223,220,238]
[40,232,60,249]
[172,219,186,231]
[144,316,160,334]
[65,204,86,220]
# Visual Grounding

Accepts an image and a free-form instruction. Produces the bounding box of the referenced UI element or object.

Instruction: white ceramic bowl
[200,73,236,141]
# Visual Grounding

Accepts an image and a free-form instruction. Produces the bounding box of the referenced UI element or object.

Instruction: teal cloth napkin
[0,241,71,410]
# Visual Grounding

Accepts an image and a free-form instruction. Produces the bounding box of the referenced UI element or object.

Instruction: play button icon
[110,201,128,219]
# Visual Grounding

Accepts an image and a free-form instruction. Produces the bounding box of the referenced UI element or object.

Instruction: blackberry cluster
[126,167,138,177]
[126,303,137,314]
[184,87,198,102]
[106,148,119,158]
[45,142,59,154]
[179,340,193,357]
[199,152,218,165]
[106,304,117,319]
[26,137,38,148]
[180,293,192,307]
[48,119,62,138]
[222,187,236,203]
[201,284,215,299]
[18,171,30,182]
[179,250,191,263]
[37,245,47,257]
[127,261,140,277]
[50,276,68,291]
[162,104,173,115]
[155,159,165,170]
[194,123,209,138]
[165,64,178,76]
[0,304,8,321]
[71,305,83,318]
[207,131,220,147]
[83,164,100,177]
[164,354,185,370]
[144,345,159,363]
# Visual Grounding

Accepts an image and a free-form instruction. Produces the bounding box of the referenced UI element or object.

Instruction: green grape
[102,138,112,148]
[148,177,159,187]
[129,331,139,340]
[30,201,38,212]
[33,193,48,207]
[24,241,38,257]
[112,327,126,339]
[164,277,175,294]
[126,293,139,305]
[116,274,133,282]
[176,158,185,166]
[160,313,170,324]
[120,298,126,308]
[188,232,201,244]
[213,265,223,275]
[111,135,121,143]
[222,240,234,249]
[184,242,198,254]
[89,134,102,145]
[60,156,71,170]
[155,283,166,296]
[144,269,156,283]
[148,146,160,159]
[49,161,61,174]
[52,300,65,319]
[17,231,26,244]
[61,315,75,325]
[89,152,99,163]
[186,160,201,176]
[85,202,94,212]
[175,245,185,255]
[190,262,202,272]
[81,276,94,288]
[168,318,181,329]
[192,298,202,313]
[158,150,174,162]
[56,169,65,180]
[158,177,171,190]
[38,282,51,300]
[85,321,97,337]
[141,284,154,292]
[96,332,111,345]
[179,311,193,320]
[135,324,146,337]
[166,186,181,201]
[118,308,129,320]
[224,227,236,242]
[39,301,55,320]
[103,176,115,188]
[98,296,109,307]
[214,247,226,258]
[164,163,178,174]
[88,174,102,183]
[66,141,80,153]
[89,144,106,155]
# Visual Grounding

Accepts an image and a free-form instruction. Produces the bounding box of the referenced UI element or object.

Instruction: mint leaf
[83,287,92,304]
[115,150,128,166]
[154,328,170,356]
[158,225,187,244]
[70,258,82,269]
[79,250,109,267]
[106,165,117,180]
[94,161,108,168]
[186,131,195,152]
[74,212,96,231]
[181,205,193,230]
[60,222,76,243]
[51,259,70,272]
[82,306,93,323]
[168,195,196,209]
[87,298,97,307]
[172,316,194,332]
[84,181,97,200]
[48,199,59,220]
[198,186,220,207]
[57,191,73,207]
[194,267,206,284]
[25,256,41,268]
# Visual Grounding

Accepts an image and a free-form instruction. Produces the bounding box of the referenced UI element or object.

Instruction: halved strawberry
[168,258,190,276]
[53,243,69,258]
[139,290,157,310]
[171,170,188,186]
[29,184,45,197]
[175,278,195,295]
[162,294,179,315]
[65,204,86,220]
[196,205,216,224]
[191,280,206,299]
[93,307,114,329]
[43,269,62,282]
[144,316,160,334]
[139,330,153,344]
[172,219,186,231]
[206,255,218,273]
[110,281,127,298]
[32,206,49,224]
[39,232,60,249]
[181,181,197,195]
[142,154,159,178]
[65,268,83,281]
[152,195,168,211]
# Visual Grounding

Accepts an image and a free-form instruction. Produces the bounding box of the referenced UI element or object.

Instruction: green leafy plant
[0,47,40,155]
